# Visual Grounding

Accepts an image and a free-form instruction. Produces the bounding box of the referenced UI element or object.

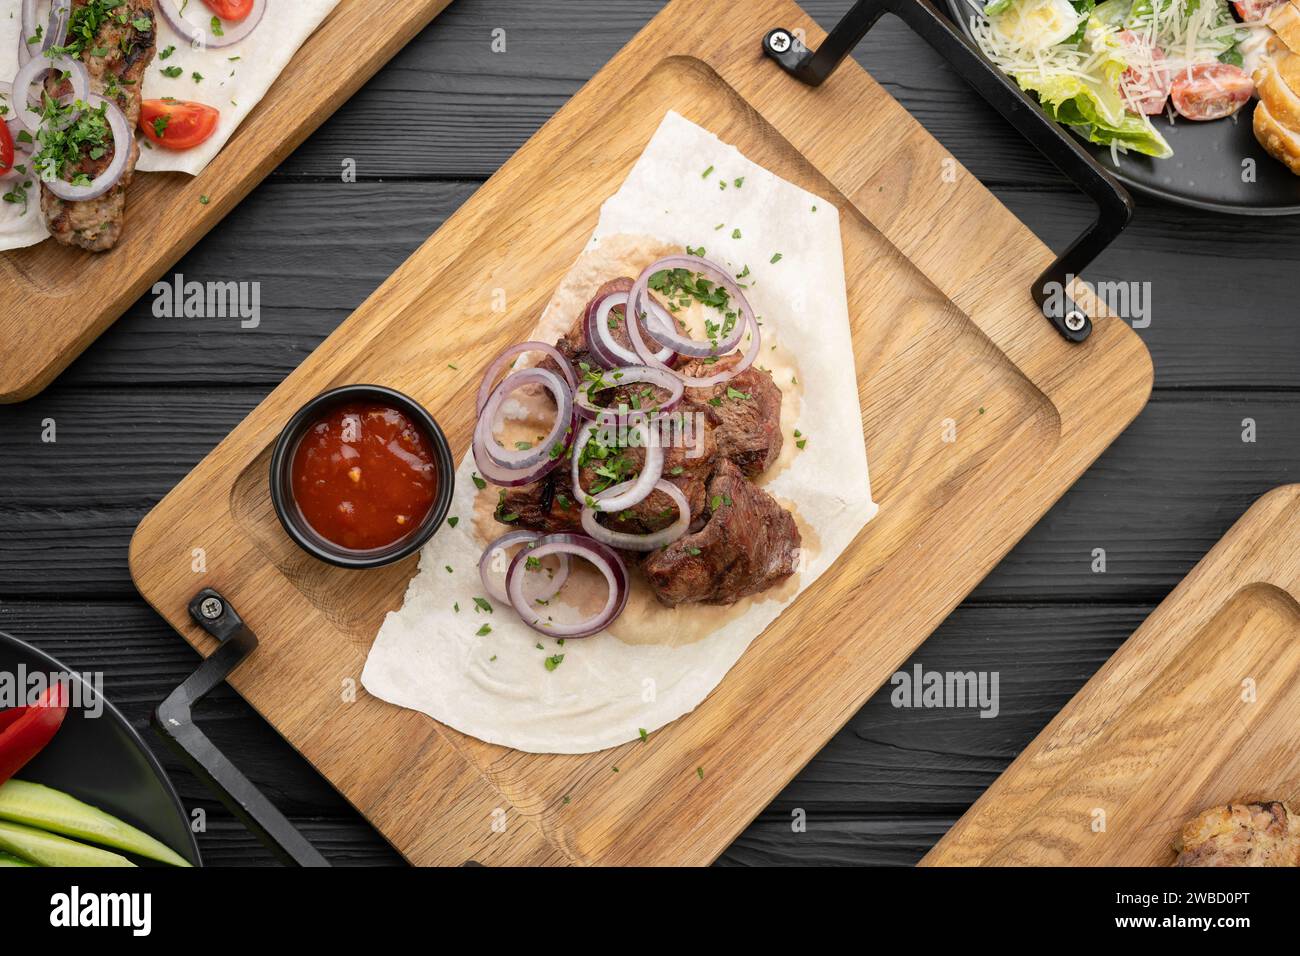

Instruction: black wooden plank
[0,389,1290,601]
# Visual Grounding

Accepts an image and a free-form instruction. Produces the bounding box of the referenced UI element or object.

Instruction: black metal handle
[763,0,1134,343]
[152,588,330,867]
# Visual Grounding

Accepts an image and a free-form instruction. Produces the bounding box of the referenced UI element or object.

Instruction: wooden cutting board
[129,0,1153,866]
[0,0,453,404]
[923,485,1300,867]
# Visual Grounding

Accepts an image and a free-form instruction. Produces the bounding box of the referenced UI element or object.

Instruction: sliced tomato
[1233,0,1284,21]
[203,0,255,22]
[1118,30,1172,115]
[139,99,220,150]
[1171,63,1254,120]
[0,121,13,175]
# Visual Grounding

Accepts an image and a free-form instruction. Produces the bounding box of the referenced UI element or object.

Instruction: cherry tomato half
[139,99,221,150]
[1118,30,1172,116]
[0,121,13,175]
[1171,63,1254,121]
[203,0,255,22]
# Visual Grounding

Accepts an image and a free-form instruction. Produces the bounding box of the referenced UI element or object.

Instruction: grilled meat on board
[642,459,801,607]
[495,274,796,606]
[41,0,156,251]
[1175,802,1300,867]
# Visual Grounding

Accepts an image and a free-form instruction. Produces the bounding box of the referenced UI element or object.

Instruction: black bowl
[269,384,455,569]
[0,631,201,866]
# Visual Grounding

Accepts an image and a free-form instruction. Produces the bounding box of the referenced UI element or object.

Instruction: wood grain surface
[128,0,1151,865]
[0,0,1292,866]
[0,0,453,404]
[923,484,1300,866]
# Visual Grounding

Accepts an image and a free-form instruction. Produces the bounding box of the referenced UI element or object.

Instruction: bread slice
[1254,100,1300,174]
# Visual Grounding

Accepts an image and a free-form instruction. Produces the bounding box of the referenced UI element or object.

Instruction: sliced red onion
[574,364,684,421]
[478,530,570,606]
[2,119,35,182]
[584,288,675,368]
[475,341,575,416]
[570,419,663,513]
[42,95,130,201]
[629,256,751,358]
[158,0,267,49]
[627,255,763,388]
[505,533,628,638]
[581,479,689,552]
[19,0,71,67]
[475,367,573,470]
[12,52,88,134]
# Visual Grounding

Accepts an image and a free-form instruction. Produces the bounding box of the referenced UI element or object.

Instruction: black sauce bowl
[269,384,455,570]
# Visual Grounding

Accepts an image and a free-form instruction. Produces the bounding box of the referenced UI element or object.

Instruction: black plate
[944,0,1300,214]
[0,630,201,867]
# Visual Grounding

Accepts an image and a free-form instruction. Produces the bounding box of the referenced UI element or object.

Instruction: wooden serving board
[130,0,1153,866]
[923,485,1300,867]
[0,0,453,404]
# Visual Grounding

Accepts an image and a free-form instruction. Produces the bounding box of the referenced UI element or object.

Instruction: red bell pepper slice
[0,683,68,786]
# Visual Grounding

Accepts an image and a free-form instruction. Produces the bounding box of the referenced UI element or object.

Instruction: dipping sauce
[291,402,438,551]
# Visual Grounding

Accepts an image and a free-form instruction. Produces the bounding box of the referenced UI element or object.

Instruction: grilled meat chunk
[494,471,584,535]
[41,0,156,252]
[577,419,716,535]
[642,459,800,606]
[1175,802,1300,867]
[679,355,783,478]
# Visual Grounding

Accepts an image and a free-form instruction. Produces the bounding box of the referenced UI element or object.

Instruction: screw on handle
[151,588,330,867]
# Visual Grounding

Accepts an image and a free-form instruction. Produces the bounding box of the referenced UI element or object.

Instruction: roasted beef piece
[577,419,717,534]
[41,0,156,252]
[494,470,584,535]
[642,459,801,607]
[679,355,783,478]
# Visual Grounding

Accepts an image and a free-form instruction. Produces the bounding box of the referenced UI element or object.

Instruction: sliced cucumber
[0,819,134,867]
[0,780,190,867]
[0,850,34,866]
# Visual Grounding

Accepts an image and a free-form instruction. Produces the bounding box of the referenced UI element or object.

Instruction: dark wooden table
[0,0,1295,866]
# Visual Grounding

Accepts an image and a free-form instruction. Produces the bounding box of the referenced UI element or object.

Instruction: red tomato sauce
[291,403,438,551]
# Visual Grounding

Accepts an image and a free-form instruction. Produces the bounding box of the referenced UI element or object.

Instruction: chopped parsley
[447,516,459,528]
[161,65,183,79]
[544,654,565,672]
[770,252,783,264]
[475,624,492,637]
[472,597,493,614]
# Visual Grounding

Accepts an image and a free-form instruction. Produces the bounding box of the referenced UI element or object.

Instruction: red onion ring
[478,530,570,606]
[570,419,663,513]
[475,367,573,470]
[627,256,763,388]
[475,341,575,416]
[584,289,675,368]
[580,479,690,552]
[574,364,684,421]
[19,0,71,67]
[505,533,629,638]
[41,94,130,202]
[12,52,88,134]
[157,0,267,49]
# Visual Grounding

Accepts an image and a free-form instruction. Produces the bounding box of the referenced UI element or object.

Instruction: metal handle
[152,588,330,867]
[763,0,1134,343]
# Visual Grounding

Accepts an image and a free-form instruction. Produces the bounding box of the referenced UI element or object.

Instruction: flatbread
[361,112,878,754]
